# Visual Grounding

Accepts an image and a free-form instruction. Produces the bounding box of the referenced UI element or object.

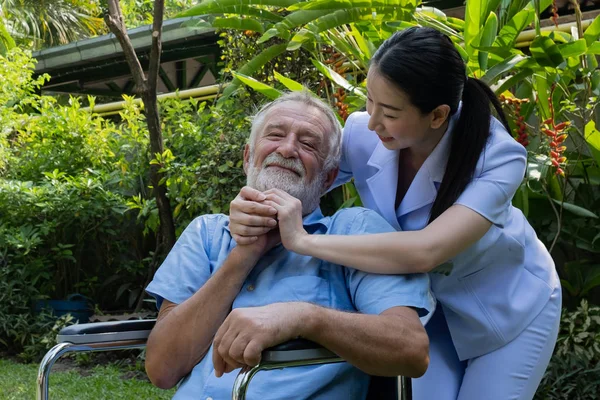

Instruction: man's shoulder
[328,207,395,235]
[181,213,230,240]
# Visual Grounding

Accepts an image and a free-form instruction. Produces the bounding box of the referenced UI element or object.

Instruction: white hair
[247,91,342,173]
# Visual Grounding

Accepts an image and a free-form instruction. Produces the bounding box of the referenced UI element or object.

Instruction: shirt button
[247,285,255,292]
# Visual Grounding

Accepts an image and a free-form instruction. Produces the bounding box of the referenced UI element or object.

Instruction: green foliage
[159,96,251,229]
[0,0,106,49]
[120,0,199,28]
[0,358,175,399]
[0,47,255,358]
[0,17,14,55]
[19,314,75,363]
[535,300,600,400]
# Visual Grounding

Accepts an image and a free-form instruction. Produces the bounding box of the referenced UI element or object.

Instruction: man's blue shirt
[146,206,435,400]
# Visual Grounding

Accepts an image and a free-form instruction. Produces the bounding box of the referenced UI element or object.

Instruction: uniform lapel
[366,142,401,230]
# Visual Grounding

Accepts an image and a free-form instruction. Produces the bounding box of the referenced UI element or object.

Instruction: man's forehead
[262,103,329,135]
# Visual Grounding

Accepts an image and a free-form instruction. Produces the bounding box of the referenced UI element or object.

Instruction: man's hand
[212,302,312,377]
[236,228,282,261]
[230,186,278,245]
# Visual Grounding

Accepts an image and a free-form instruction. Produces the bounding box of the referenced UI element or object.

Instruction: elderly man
[144,91,435,400]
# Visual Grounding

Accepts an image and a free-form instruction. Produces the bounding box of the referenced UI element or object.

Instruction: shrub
[535,300,600,400]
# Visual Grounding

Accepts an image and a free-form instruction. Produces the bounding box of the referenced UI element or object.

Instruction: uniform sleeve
[145,216,215,310]
[342,209,436,322]
[455,136,526,227]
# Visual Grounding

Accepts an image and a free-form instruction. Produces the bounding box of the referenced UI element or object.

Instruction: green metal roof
[33,16,215,72]
[32,17,220,98]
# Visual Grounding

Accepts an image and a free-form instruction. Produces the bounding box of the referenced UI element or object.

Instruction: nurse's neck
[404,119,449,171]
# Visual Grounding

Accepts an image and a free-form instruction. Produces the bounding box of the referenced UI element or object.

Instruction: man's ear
[243,144,250,175]
[430,104,451,130]
[322,167,339,193]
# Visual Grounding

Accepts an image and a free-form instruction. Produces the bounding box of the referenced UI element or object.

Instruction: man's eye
[301,141,315,149]
[384,114,397,119]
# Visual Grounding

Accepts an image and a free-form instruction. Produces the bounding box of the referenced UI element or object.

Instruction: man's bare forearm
[145,247,259,389]
[299,305,429,378]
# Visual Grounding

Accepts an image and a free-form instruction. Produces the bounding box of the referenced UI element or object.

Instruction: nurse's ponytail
[371,27,511,223]
[432,77,510,221]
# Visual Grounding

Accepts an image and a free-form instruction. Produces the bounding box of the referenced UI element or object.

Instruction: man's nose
[276,135,299,158]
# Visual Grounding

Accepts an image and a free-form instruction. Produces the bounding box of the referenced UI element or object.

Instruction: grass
[0,357,176,400]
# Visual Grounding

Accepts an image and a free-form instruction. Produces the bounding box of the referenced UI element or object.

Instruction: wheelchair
[37,319,412,400]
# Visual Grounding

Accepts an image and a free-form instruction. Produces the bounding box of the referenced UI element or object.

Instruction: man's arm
[304,305,429,377]
[213,303,429,378]
[145,245,264,389]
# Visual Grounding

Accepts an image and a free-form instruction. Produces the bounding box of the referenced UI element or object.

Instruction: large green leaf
[178,0,300,17]
[530,36,564,67]
[494,68,533,94]
[557,39,587,59]
[311,59,367,98]
[504,0,527,22]
[581,265,600,295]
[588,41,600,55]
[258,10,325,42]
[180,7,283,27]
[232,72,282,99]
[212,17,266,32]
[274,71,305,91]
[481,54,526,85]
[262,4,414,43]
[218,43,288,105]
[585,120,600,167]
[289,0,418,10]
[532,73,551,120]
[464,0,486,57]
[584,14,600,46]
[478,12,498,71]
[482,0,503,20]
[494,8,534,49]
[551,200,599,219]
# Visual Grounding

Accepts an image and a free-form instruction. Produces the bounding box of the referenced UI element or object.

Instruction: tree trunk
[142,90,176,248]
[104,0,176,253]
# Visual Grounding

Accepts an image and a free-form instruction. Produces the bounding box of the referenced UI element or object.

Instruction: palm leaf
[0,19,15,56]
[178,0,301,17]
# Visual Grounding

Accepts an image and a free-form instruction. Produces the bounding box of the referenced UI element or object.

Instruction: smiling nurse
[229,27,561,400]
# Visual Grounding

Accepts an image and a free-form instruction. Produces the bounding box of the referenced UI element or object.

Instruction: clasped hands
[229,186,310,255]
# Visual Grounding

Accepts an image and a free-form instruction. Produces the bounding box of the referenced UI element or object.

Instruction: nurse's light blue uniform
[334,110,562,400]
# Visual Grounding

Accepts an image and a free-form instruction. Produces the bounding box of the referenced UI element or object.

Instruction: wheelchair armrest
[261,338,339,364]
[57,319,156,345]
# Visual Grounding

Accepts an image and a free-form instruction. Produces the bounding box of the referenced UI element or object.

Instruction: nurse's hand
[229,186,278,245]
[264,189,309,254]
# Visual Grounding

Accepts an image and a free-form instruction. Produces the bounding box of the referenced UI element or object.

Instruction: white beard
[246,153,326,215]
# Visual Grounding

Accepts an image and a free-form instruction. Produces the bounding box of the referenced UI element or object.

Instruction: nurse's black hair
[370,27,510,222]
